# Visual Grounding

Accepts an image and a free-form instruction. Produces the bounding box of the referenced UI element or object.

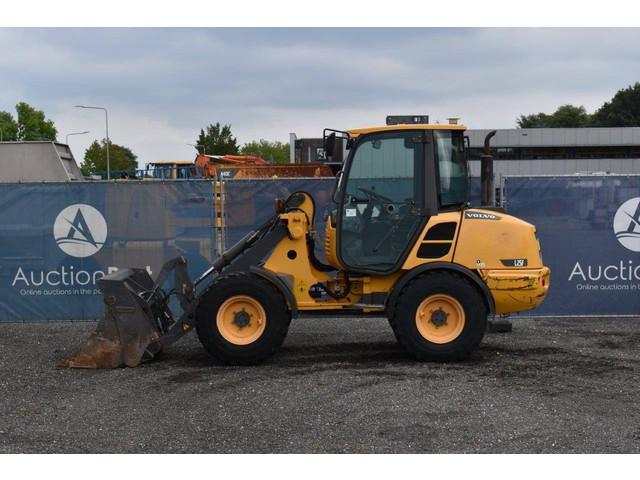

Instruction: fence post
[210,179,218,258]
[216,173,226,254]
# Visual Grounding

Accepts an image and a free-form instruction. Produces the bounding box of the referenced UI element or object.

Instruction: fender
[385,262,496,316]
[249,266,298,318]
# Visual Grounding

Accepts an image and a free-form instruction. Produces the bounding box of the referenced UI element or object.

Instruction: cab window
[339,131,424,272]
[434,130,468,206]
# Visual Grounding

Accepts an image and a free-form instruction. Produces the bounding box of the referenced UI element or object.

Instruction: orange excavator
[194,154,333,179]
[144,154,333,180]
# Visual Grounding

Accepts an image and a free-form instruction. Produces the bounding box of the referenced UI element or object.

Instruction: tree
[516,83,640,128]
[80,139,138,177]
[0,102,57,141]
[240,139,290,163]
[591,82,640,127]
[0,111,18,141]
[516,104,591,128]
[548,105,591,128]
[196,122,239,155]
[516,112,551,128]
[15,102,57,141]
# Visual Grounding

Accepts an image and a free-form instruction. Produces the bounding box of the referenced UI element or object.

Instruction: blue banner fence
[504,175,640,316]
[1,175,638,320]
[0,180,216,321]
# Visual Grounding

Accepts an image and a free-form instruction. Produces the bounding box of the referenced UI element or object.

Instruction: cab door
[337,130,429,273]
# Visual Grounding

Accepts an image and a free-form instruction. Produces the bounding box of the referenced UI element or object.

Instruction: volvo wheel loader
[60,116,550,368]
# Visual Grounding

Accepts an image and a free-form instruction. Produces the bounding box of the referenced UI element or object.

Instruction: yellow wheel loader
[60,116,550,368]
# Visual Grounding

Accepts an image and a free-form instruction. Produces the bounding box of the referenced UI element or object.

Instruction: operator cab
[324,115,469,275]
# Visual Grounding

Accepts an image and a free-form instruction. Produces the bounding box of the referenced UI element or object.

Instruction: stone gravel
[0,316,639,453]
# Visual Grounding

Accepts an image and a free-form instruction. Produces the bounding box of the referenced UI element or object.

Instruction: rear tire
[390,271,487,361]
[196,273,290,365]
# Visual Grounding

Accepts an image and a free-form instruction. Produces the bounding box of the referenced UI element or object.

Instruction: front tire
[390,271,487,361]
[195,273,290,365]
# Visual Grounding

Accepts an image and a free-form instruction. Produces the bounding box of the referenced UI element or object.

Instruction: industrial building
[291,127,640,177]
[0,141,83,182]
[466,127,640,177]
[289,133,344,164]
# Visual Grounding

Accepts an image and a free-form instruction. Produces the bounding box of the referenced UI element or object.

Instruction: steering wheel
[357,187,399,219]
[357,187,393,203]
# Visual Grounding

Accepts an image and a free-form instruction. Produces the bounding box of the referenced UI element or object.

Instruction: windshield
[434,130,469,206]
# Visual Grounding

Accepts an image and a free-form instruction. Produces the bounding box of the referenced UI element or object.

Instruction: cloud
[0,28,639,164]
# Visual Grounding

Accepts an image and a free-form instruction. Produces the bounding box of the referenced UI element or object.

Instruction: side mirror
[324,132,336,159]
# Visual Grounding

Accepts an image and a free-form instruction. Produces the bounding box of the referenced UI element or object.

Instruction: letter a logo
[613,197,640,252]
[53,204,107,257]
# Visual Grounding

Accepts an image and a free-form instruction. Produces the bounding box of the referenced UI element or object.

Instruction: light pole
[65,130,90,144]
[75,105,109,179]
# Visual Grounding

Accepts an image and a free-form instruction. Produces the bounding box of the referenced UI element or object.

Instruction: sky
[1,27,639,166]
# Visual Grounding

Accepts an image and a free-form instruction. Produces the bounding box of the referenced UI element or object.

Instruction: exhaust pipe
[480,130,497,206]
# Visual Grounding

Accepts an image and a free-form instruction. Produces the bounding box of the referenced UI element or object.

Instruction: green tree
[547,105,591,127]
[15,102,57,140]
[516,112,551,128]
[240,139,290,163]
[0,111,19,141]
[517,105,591,128]
[80,139,138,177]
[196,122,239,155]
[591,82,640,127]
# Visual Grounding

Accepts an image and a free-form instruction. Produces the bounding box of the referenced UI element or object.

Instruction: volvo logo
[464,211,500,220]
[53,204,107,258]
[613,197,640,252]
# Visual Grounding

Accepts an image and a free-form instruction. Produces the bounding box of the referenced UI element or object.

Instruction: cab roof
[149,160,194,165]
[348,123,467,137]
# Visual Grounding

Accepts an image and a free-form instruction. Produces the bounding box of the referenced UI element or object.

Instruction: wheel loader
[59,116,550,368]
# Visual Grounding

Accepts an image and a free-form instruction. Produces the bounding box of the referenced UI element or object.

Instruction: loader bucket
[57,214,279,369]
[58,268,167,368]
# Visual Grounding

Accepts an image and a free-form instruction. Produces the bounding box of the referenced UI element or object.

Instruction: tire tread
[195,272,290,365]
[390,270,487,362]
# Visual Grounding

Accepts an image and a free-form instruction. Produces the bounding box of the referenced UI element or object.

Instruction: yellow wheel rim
[415,294,465,344]
[216,295,267,345]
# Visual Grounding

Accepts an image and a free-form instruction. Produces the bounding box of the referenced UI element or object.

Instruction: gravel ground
[0,316,639,453]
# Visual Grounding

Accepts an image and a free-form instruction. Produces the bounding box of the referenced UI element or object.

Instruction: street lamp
[187,143,206,155]
[75,105,109,180]
[65,130,90,144]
